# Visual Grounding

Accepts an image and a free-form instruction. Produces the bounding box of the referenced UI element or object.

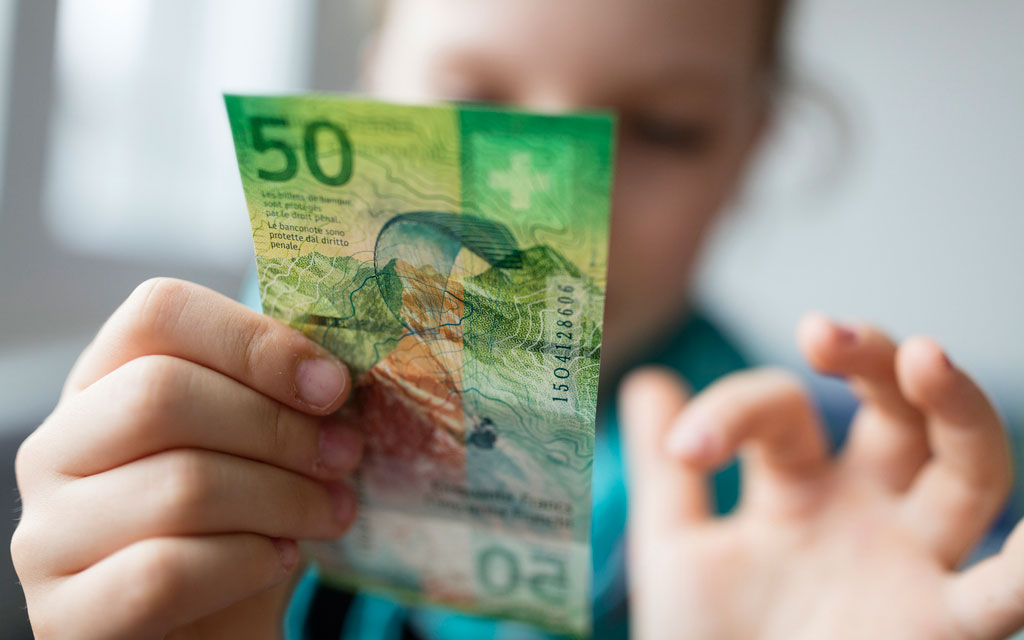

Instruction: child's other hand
[11,279,363,640]
[622,313,1023,640]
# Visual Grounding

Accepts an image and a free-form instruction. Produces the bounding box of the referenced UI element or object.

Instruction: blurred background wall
[698,0,1024,424]
[0,1,1020,638]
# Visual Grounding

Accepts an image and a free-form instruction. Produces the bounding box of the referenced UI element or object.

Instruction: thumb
[948,517,1024,639]
[619,368,707,532]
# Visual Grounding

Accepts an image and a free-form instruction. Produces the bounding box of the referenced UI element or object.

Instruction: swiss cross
[487,152,551,211]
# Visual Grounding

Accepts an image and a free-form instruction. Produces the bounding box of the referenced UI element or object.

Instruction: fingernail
[273,538,299,571]
[318,423,363,473]
[832,322,857,345]
[328,484,356,526]
[667,421,717,461]
[295,357,347,409]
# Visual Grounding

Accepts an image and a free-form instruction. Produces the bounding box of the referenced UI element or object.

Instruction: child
[12,0,1024,638]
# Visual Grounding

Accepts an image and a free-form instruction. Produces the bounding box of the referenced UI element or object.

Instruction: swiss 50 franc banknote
[225,94,614,636]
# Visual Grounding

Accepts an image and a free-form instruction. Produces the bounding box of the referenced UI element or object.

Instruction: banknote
[225,94,614,636]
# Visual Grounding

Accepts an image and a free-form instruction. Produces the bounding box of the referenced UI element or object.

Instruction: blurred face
[368,0,770,372]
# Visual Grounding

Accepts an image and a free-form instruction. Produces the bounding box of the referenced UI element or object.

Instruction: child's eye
[625,116,716,155]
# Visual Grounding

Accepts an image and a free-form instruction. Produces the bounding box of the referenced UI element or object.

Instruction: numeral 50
[477,546,568,605]
[249,117,353,186]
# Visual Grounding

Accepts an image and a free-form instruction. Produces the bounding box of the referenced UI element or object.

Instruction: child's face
[368,0,770,368]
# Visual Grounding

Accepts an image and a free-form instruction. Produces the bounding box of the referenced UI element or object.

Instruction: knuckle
[157,453,215,524]
[279,476,331,536]
[265,401,296,464]
[1008,576,1024,623]
[262,401,316,474]
[27,603,64,640]
[10,518,52,584]
[118,356,186,421]
[952,442,1014,501]
[13,431,40,488]
[760,368,812,409]
[234,315,275,381]
[123,540,187,618]
[302,484,339,536]
[12,419,58,496]
[945,473,1010,532]
[123,277,196,338]
[30,619,59,640]
[760,367,805,393]
[978,461,1013,505]
[9,520,36,576]
[267,402,291,453]
[989,456,1014,494]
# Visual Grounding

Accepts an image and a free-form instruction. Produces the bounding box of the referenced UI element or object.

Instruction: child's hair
[365,0,793,84]
[762,0,793,83]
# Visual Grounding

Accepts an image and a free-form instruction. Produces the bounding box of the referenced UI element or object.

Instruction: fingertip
[618,367,690,423]
[896,335,1003,440]
[796,312,831,370]
[900,335,950,367]
[796,311,830,343]
[619,366,687,401]
[895,336,954,405]
[327,483,359,533]
[272,538,299,573]
[665,413,721,468]
[619,368,710,526]
[294,355,351,414]
[316,421,364,477]
[618,367,692,479]
[797,312,858,373]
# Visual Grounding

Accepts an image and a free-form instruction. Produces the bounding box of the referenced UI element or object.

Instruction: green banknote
[225,94,614,636]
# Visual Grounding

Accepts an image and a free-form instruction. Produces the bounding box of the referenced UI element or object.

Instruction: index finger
[65,278,350,415]
[898,337,1012,565]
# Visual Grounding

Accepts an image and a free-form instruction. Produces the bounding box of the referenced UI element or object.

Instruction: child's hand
[621,313,1023,640]
[11,279,363,640]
